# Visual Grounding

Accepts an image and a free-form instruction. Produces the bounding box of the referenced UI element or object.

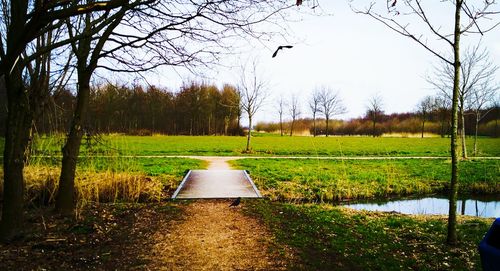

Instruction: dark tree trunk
[0,73,33,241]
[372,119,376,137]
[325,117,330,137]
[421,119,425,138]
[55,72,92,216]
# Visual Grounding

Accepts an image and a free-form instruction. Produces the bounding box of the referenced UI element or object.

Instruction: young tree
[239,61,268,152]
[289,94,301,136]
[417,96,435,138]
[354,0,499,244]
[467,80,499,156]
[428,45,498,158]
[276,95,286,136]
[309,90,321,137]
[318,86,346,137]
[366,94,384,137]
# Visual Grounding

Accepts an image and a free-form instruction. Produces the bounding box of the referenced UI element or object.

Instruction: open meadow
[9,134,500,157]
[0,135,499,270]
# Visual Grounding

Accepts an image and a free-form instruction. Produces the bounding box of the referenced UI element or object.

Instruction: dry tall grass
[0,166,167,208]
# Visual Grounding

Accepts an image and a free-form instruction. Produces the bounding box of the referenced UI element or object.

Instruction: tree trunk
[447,0,462,245]
[459,103,467,159]
[0,74,33,241]
[290,119,294,136]
[421,119,425,138]
[312,113,316,137]
[55,72,92,216]
[473,113,480,156]
[280,113,283,136]
[246,116,252,151]
[325,117,329,137]
[372,119,376,137]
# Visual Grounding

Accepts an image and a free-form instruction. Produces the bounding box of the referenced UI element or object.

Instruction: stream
[344,195,500,218]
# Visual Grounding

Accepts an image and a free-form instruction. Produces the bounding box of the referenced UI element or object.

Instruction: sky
[126,1,500,124]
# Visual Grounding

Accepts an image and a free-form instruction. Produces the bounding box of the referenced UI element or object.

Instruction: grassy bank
[245,200,492,270]
[232,158,500,201]
[4,135,499,157]
[0,158,205,207]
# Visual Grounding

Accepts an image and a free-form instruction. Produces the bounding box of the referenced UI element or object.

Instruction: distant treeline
[255,109,500,137]
[1,81,499,137]
[0,82,242,136]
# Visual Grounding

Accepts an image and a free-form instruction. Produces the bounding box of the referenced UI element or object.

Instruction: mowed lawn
[7,135,500,157]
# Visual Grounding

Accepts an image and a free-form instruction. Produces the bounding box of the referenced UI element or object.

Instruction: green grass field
[246,201,491,270]
[232,158,500,201]
[3,135,499,157]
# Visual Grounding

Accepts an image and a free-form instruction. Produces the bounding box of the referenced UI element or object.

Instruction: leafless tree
[318,86,346,137]
[467,80,499,156]
[366,94,384,137]
[428,45,498,158]
[289,94,301,136]
[352,0,499,244]
[239,60,268,152]
[309,89,321,137]
[55,0,299,216]
[417,96,435,138]
[276,95,287,136]
[0,0,128,242]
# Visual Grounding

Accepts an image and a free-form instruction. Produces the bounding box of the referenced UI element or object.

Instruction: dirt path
[147,158,287,269]
[204,157,235,170]
[144,200,291,270]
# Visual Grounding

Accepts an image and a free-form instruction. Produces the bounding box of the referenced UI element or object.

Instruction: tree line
[256,106,500,137]
[19,82,242,136]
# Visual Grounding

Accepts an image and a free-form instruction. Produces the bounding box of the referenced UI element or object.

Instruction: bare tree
[276,95,286,136]
[318,86,346,137]
[467,80,499,156]
[417,96,435,138]
[239,60,268,152]
[0,0,128,242]
[309,89,321,137]
[353,0,499,244]
[428,45,498,158]
[366,94,384,137]
[289,94,301,136]
[57,0,298,216]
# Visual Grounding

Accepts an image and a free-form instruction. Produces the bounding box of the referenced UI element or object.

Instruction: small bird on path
[229,197,241,207]
[272,45,293,58]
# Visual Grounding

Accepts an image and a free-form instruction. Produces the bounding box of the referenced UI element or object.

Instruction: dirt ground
[144,200,293,270]
[0,200,293,270]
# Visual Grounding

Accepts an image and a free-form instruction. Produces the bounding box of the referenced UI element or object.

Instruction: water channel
[344,195,500,218]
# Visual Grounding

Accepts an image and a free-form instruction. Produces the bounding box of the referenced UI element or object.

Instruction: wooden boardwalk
[172,170,261,199]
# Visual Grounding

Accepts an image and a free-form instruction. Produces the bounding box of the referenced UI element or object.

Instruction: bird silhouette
[272,45,293,58]
[229,197,241,207]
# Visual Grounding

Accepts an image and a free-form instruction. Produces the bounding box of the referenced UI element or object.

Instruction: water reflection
[345,196,500,218]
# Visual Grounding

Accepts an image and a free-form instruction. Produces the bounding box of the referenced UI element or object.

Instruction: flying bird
[272,45,293,58]
[229,197,241,207]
